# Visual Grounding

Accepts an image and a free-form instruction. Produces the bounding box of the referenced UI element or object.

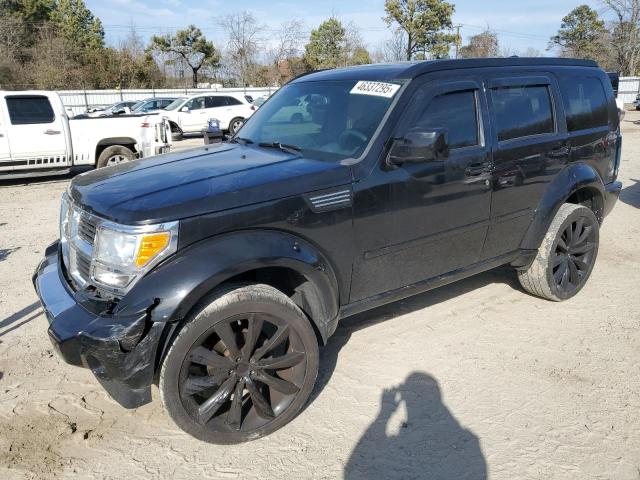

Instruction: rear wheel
[518,203,599,301]
[159,284,319,444]
[96,145,134,168]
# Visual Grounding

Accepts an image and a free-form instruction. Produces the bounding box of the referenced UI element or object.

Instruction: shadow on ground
[305,268,515,478]
[620,178,640,209]
[0,302,42,337]
[0,246,21,262]
[344,371,487,479]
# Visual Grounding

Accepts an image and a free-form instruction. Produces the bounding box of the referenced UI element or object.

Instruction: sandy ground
[1,115,640,480]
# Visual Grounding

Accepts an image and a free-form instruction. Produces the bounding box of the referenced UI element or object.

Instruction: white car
[160,93,255,139]
[0,91,172,178]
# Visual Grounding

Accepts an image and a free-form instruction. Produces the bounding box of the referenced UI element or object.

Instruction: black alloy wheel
[160,284,319,443]
[552,216,597,296]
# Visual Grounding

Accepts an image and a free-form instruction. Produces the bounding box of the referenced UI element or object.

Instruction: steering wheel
[338,129,368,151]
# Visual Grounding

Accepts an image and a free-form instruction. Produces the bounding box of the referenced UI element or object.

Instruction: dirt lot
[1,116,639,480]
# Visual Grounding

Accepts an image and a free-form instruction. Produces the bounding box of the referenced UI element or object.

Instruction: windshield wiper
[231,137,253,145]
[258,142,302,155]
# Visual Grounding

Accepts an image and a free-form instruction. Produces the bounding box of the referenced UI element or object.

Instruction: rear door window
[491,85,555,141]
[224,96,243,106]
[6,96,55,125]
[206,96,226,108]
[557,76,609,131]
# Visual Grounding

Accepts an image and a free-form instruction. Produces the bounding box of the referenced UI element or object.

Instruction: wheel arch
[95,137,137,165]
[519,162,605,252]
[119,230,341,360]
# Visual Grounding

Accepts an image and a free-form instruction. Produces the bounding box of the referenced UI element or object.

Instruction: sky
[86,0,606,56]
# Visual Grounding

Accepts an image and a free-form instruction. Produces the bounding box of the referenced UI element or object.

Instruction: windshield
[165,97,187,111]
[237,80,400,161]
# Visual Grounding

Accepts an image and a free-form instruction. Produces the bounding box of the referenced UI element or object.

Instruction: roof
[291,58,600,84]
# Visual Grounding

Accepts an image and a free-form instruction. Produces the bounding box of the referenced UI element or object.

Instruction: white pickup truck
[0,91,171,179]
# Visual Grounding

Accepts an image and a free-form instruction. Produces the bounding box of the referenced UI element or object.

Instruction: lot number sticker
[350,81,401,98]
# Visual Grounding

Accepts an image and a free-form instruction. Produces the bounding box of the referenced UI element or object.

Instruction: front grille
[77,215,97,245]
[75,249,92,281]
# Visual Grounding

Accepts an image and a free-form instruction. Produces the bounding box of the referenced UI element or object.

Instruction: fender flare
[115,229,341,343]
[519,162,605,251]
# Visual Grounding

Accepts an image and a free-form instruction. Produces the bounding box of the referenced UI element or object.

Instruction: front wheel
[518,203,599,301]
[159,284,319,444]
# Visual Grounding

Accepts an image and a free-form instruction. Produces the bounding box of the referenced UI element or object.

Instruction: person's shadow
[344,372,487,480]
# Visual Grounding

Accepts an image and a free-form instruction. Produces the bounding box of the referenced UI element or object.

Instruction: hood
[70,143,351,224]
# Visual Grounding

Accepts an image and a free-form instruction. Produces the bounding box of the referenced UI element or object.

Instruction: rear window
[6,96,55,125]
[558,76,609,132]
[492,85,554,141]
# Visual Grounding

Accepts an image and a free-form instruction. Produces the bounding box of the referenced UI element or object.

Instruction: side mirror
[180,106,190,113]
[388,127,449,166]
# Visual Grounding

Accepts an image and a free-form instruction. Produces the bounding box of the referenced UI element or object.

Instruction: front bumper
[33,242,164,408]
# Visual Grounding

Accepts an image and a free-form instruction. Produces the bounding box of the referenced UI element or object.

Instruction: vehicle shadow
[0,246,20,262]
[344,371,487,480]
[620,178,640,209]
[311,267,520,404]
[0,301,42,338]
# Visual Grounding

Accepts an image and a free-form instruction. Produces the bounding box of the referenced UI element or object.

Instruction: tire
[290,112,303,123]
[171,129,183,141]
[229,117,244,135]
[159,283,319,444]
[96,145,135,168]
[518,203,599,301]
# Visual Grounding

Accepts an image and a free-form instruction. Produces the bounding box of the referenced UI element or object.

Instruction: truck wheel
[96,145,134,168]
[171,129,183,141]
[159,283,319,444]
[518,203,599,301]
[229,117,244,135]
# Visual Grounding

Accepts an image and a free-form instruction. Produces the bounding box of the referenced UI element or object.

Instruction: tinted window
[186,97,206,110]
[558,76,609,132]
[206,96,226,108]
[492,85,554,141]
[6,96,55,125]
[414,90,479,149]
[225,96,243,106]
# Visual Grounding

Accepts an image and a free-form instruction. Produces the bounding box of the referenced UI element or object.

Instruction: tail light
[140,122,150,128]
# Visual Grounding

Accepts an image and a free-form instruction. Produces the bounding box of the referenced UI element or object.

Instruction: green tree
[351,46,372,65]
[49,0,104,53]
[304,18,346,70]
[0,0,54,22]
[149,25,220,87]
[459,30,499,58]
[549,5,607,62]
[384,0,458,60]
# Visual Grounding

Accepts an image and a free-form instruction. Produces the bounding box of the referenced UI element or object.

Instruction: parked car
[0,91,171,178]
[131,97,178,113]
[83,100,138,118]
[251,96,268,108]
[162,93,254,139]
[34,58,622,444]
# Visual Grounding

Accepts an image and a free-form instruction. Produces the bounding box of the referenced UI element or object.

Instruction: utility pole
[454,24,461,59]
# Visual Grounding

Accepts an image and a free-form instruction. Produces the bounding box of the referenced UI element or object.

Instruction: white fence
[619,77,639,105]
[59,87,278,114]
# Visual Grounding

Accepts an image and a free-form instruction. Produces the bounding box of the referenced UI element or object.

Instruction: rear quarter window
[557,76,609,131]
[6,96,55,125]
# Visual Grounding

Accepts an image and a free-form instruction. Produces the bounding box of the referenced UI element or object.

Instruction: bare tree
[602,0,640,74]
[268,20,305,84]
[218,11,264,87]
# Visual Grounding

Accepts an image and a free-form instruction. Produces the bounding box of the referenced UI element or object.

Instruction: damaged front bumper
[33,241,165,408]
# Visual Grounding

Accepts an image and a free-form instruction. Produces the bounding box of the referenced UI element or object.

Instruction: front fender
[519,162,605,251]
[114,229,340,342]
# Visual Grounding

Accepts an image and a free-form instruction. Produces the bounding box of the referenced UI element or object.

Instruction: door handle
[0,133,4,137]
[548,145,570,159]
[44,129,61,135]
[465,162,487,177]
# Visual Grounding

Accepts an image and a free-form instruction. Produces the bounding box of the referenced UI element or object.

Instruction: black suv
[34,58,622,443]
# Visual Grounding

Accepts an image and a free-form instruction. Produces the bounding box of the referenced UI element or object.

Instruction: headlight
[92,220,178,293]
